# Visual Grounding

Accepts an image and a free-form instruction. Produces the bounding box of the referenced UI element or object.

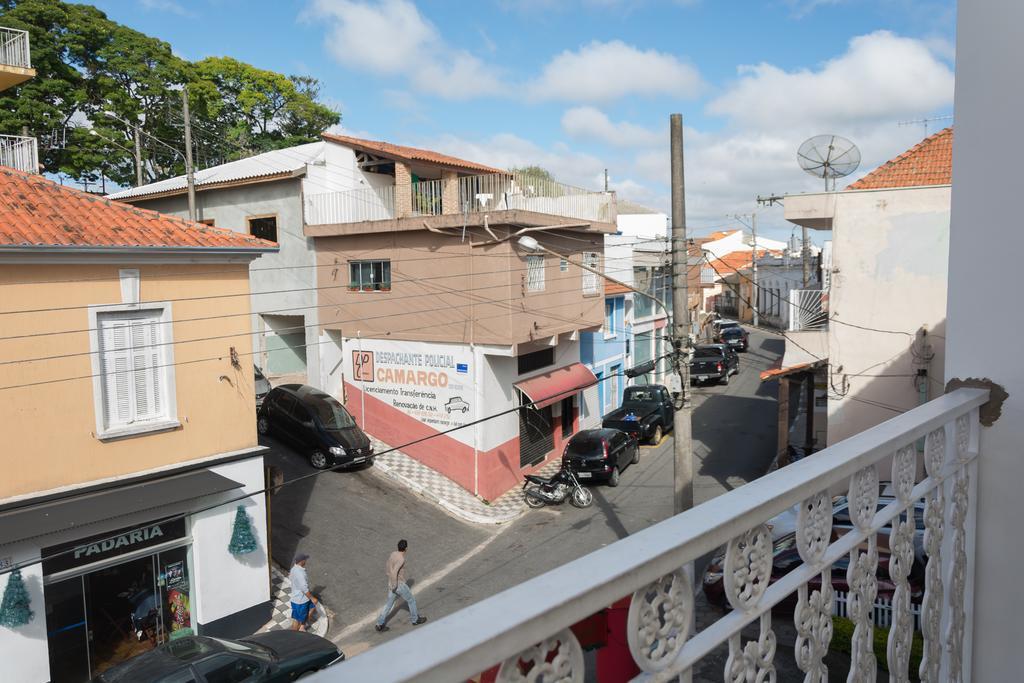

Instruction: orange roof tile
[322,133,504,174]
[847,127,953,190]
[0,167,278,252]
[706,229,740,241]
[605,281,631,296]
[705,249,779,277]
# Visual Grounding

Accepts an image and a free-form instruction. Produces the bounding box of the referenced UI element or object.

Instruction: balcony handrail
[0,134,38,174]
[321,387,988,682]
[0,27,31,69]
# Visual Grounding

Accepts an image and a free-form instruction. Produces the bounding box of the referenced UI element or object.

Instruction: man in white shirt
[289,553,318,631]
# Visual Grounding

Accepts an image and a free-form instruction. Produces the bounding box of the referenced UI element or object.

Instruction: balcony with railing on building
[0,133,38,174]
[0,26,34,90]
[304,166,616,230]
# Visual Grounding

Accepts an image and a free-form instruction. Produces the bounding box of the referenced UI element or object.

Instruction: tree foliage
[510,165,555,182]
[0,0,340,187]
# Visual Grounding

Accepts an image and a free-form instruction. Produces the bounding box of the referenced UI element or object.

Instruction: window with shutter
[95,308,172,434]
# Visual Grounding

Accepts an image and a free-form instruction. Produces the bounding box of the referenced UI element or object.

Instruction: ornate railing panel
[315,388,986,682]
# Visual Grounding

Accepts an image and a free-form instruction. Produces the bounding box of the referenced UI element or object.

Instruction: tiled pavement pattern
[368,435,561,525]
[258,565,329,637]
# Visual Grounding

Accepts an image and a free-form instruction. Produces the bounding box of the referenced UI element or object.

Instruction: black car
[601,385,675,445]
[689,345,739,385]
[93,632,343,682]
[718,325,749,351]
[561,428,639,487]
[258,384,374,470]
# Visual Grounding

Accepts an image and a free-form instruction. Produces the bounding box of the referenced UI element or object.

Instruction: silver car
[254,365,272,406]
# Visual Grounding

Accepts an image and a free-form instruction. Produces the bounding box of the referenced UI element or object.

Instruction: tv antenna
[797,134,861,191]
[897,115,953,136]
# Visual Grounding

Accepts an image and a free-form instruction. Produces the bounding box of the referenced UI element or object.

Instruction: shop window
[91,304,177,439]
[517,348,554,375]
[349,259,392,292]
[526,255,545,292]
[247,215,277,242]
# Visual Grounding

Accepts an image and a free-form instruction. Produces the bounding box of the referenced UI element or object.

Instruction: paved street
[264,329,784,659]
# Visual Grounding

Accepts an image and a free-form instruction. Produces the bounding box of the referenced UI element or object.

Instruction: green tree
[0,0,340,187]
[0,569,33,627]
[510,165,555,182]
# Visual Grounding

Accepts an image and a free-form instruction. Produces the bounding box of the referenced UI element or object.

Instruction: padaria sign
[42,517,187,575]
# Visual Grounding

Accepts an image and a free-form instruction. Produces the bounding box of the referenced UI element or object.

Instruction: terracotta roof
[759,360,825,382]
[705,249,779,277]
[605,281,631,296]
[706,230,739,241]
[0,166,278,252]
[322,133,504,174]
[847,127,953,190]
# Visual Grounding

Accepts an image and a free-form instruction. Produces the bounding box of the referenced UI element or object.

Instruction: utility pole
[801,225,811,288]
[181,87,197,222]
[670,114,693,515]
[751,212,759,327]
[133,123,143,187]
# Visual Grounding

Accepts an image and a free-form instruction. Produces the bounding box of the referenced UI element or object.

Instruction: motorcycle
[523,464,594,508]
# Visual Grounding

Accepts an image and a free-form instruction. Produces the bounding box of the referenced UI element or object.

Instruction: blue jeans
[376,582,419,626]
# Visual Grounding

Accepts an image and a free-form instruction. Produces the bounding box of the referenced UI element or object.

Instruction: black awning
[0,469,242,547]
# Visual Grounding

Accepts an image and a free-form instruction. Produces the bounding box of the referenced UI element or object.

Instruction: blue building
[580,288,629,426]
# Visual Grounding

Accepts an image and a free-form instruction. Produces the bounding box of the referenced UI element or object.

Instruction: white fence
[315,387,986,682]
[0,134,37,173]
[0,27,31,69]
[305,185,395,225]
[789,288,828,331]
[833,590,922,631]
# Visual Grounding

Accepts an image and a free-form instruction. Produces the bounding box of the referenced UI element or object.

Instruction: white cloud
[527,40,703,103]
[708,31,954,130]
[140,0,193,16]
[561,107,662,147]
[306,0,505,99]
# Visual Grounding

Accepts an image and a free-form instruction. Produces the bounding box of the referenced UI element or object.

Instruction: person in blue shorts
[289,553,318,631]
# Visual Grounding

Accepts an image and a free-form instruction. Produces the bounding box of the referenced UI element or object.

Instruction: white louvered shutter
[100,318,133,427]
[129,318,162,421]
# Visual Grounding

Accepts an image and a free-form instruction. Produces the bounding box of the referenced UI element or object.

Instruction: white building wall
[616,212,668,240]
[825,185,950,445]
[190,457,269,627]
[0,562,48,682]
[946,3,1023,679]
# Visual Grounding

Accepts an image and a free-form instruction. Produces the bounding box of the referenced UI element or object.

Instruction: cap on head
[397,539,408,552]
[294,552,310,565]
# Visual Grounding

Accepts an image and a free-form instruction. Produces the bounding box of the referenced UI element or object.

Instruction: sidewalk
[257,565,330,637]
[367,435,560,525]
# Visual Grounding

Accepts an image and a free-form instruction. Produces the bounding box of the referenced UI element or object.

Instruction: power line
[0,353,675,577]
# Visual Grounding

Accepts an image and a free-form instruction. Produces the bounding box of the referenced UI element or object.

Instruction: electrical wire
[0,353,675,577]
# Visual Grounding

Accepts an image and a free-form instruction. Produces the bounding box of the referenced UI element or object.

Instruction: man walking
[289,553,318,631]
[375,539,426,632]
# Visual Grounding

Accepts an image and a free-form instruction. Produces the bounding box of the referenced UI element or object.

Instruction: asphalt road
[263,329,785,658]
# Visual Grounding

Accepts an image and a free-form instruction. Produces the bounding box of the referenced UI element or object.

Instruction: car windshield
[693,349,723,360]
[721,328,743,337]
[623,388,656,402]
[308,394,357,429]
[566,435,604,455]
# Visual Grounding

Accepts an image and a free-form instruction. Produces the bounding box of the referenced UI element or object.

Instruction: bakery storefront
[42,517,194,681]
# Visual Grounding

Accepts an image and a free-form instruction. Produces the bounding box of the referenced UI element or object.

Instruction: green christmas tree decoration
[228,505,258,555]
[0,569,34,628]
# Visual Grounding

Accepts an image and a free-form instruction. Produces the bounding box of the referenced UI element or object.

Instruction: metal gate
[519,398,554,468]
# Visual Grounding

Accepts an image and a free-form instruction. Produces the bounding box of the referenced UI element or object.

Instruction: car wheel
[309,450,330,470]
[631,445,640,465]
[608,466,621,487]
[649,425,663,446]
[257,416,270,435]
[720,372,730,386]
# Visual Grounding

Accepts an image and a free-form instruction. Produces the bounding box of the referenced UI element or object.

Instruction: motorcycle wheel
[571,486,594,508]
[524,488,546,508]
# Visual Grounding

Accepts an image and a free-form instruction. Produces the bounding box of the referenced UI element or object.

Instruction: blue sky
[83,0,956,241]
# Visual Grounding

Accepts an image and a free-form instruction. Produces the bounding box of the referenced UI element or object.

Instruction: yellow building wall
[0,263,259,500]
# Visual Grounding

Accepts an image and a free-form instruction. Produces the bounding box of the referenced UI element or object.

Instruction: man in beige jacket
[375,539,427,632]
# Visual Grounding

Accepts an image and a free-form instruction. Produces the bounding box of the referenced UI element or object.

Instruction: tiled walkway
[368,435,561,525]
[258,565,330,637]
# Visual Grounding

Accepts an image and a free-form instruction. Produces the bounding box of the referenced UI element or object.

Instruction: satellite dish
[797,134,861,191]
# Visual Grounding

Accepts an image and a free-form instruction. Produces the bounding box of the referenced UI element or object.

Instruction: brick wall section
[441,170,460,215]
[394,161,412,218]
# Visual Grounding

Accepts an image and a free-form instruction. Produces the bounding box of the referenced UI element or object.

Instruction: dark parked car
[561,428,640,487]
[258,384,374,470]
[702,530,925,612]
[689,345,739,385]
[718,325,749,351]
[254,365,272,406]
[93,632,343,682]
[601,385,675,445]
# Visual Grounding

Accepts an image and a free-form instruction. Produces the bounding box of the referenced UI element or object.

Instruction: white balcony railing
[0,27,31,69]
[0,134,38,173]
[304,171,615,226]
[789,288,828,331]
[319,387,987,682]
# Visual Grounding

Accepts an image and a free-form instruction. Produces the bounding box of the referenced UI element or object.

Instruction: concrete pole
[670,114,693,515]
[181,87,197,222]
[133,124,143,187]
[802,226,811,288]
[752,212,760,327]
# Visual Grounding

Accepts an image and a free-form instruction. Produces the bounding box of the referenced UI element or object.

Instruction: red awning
[759,360,826,382]
[514,363,598,409]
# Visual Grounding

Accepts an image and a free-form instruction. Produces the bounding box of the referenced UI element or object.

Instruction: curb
[371,458,523,526]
